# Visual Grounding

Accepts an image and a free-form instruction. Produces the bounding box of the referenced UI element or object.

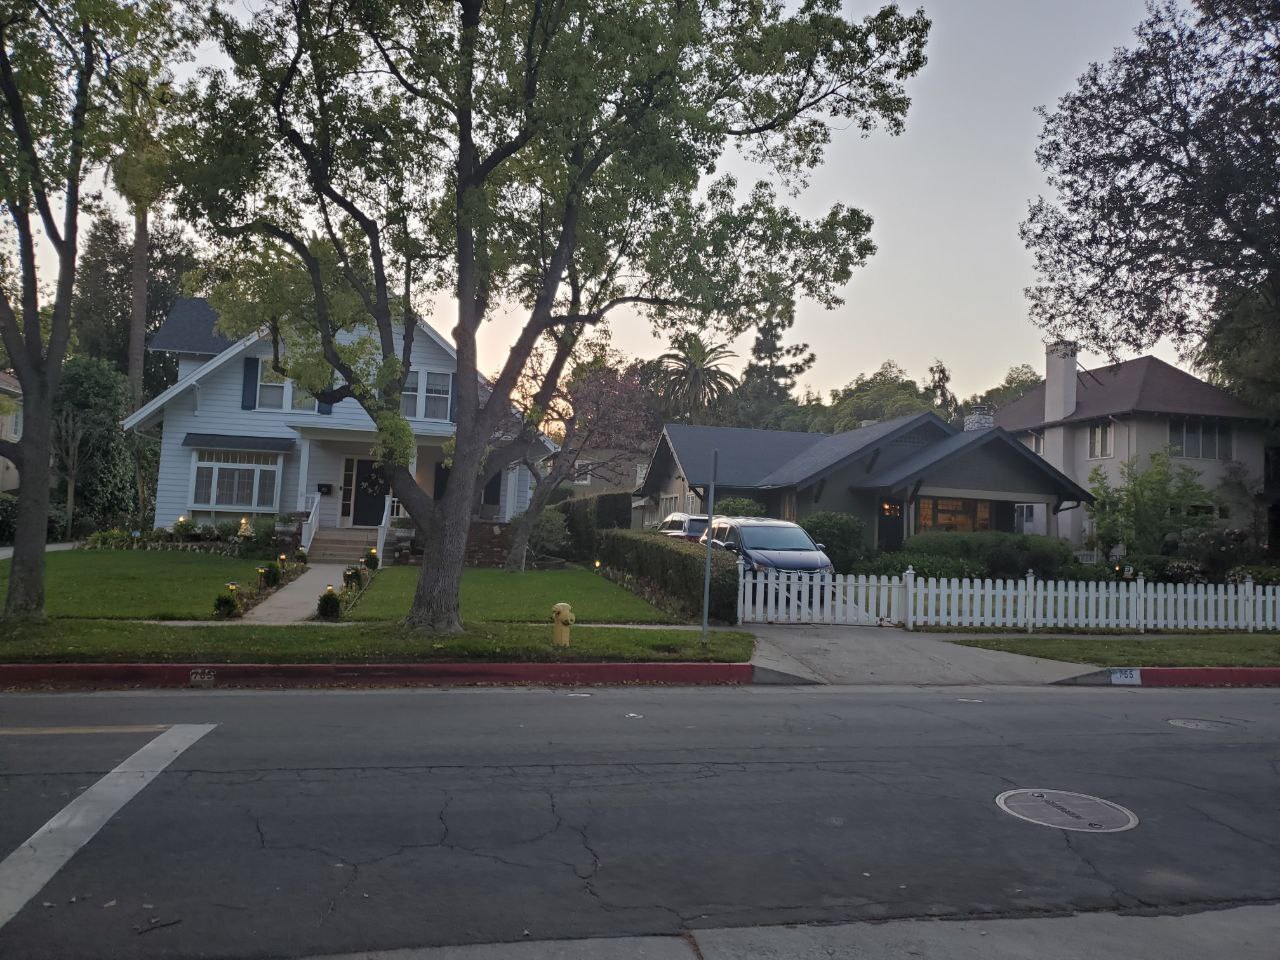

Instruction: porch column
[295,437,311,511]
[1046,503,1060,539]
[502,465,519,522]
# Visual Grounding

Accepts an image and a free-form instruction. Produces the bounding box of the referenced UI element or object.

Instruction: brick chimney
[1044,340,1079,422]
[964,404,994,432]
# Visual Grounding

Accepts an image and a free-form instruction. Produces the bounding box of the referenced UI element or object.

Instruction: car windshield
[686,518,708,535]
[740,525,816,551]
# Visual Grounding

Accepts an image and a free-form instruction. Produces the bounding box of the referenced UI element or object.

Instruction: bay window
[192,451,282,511]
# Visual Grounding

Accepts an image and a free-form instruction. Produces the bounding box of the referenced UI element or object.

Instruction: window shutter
[448,373,458,423]
[241,357,259,410]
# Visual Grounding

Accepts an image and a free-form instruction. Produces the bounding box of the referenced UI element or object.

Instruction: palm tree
[657,332,740,423]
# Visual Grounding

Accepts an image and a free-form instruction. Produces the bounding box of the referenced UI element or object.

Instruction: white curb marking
[0,723,216,930]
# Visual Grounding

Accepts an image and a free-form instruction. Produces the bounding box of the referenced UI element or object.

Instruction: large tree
[656,332,741,424]
[174,0,930,632]
[1022,0,1280,353]
[0,0,168,619]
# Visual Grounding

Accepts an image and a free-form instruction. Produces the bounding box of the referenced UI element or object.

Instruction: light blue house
[124,299,534,558]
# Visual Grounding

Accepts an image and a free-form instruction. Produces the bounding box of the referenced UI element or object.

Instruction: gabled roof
[658,423,826,489]
[995,355,1265,433]
[148,298,234,355]
[859,427,1093,503]
[755,413,952,488]
[122,329,262,432]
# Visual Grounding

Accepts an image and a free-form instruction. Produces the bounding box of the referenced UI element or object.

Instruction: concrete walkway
[304,904,1280,959]
[241,563,349,624]
[0,542,76,560]
[750,622,1090,685]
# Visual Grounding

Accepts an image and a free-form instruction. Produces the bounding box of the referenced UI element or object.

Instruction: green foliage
[656,333,740,423]
[172,517,198,540]
[901,531,1072,579]
[1179,527,1262,582]
[558,493,634,559]
[316,590,342,620]
[249,515,278,549]
[364,548,380,571]
[1227,565,1280,587]
[343,565,367,589]
[596,530,739,623]
[528,509,570,558]
[798,511,867,574]
[849,552,984,581]
[213,591,242,619]
[294,548,309,565]
[1086,452,1214,556]
[0,494,14,545]
[716,497,766,518]
[53,357,135,531]
[261,560,282,588]
[214,520,240,540]
[1195,290,1280,419]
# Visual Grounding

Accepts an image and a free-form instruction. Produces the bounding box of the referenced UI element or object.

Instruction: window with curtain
[424,372,451,419]
[401,371,420,418]
[192,451,281,511]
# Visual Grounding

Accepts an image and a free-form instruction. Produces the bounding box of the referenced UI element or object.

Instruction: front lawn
[0,620,753,664]
[0,550,269,620]
[956,634,1280,667]
[351,566,676,624]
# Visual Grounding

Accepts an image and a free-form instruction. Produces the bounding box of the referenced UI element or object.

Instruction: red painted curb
[0,661,753,689]
[1134,667,1280,688]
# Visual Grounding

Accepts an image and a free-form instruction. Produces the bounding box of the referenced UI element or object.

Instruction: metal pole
[701,448,718,643]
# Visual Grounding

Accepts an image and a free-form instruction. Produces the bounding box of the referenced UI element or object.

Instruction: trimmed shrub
[214,519,239,541]
[213,591,242,618]
[903,531,1071,579]
[343,565,367,589]
[249,515,278,549]
[1226,565,1280,586]
[172,517,198,540]
[262,560,282,588]
[559,492,634,559]
[364,547,380,570]
[317,590,342,620]
[1179,527,1262,581]
[529,509,569,557]
[798,512,866,574]
[716,496,766,518]
[294,548,309,565]
[850,552,985,581]
[597,529,738,622]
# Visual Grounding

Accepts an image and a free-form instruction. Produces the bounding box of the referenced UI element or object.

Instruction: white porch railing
[300,494,321,553]
[375,494,393,564]
[737,564,1279,633]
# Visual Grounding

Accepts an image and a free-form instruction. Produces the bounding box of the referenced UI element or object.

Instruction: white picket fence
[737,564,1280,633]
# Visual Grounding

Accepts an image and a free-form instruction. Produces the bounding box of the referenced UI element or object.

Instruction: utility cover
[995,789,1138,833]
[1167,718,1234,730]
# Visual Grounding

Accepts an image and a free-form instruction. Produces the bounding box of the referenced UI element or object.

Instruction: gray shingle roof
[662,424,827,488]
[994,355,1265,433]
[755,414,942,487]
[182,433,295,452]
[148,298,234,355]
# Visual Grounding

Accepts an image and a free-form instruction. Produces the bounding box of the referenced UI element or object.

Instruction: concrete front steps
[307,527,378,564]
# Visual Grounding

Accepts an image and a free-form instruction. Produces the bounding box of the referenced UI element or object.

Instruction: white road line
[0,722,216,930]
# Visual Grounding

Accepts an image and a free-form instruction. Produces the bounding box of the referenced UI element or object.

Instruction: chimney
[1044,340,1078,422]
[964,404,994,432]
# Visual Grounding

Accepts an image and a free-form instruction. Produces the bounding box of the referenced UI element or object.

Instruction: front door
[352,459,388,526]
[878,497,904,551]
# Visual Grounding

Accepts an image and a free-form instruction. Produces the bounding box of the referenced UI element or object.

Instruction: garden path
[241,563,348,624]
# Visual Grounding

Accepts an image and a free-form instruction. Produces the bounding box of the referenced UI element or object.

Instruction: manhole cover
[1168,718,1233,730]
[995,789,1138,833]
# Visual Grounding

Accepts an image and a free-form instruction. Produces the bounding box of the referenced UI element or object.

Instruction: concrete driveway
[751,623,1091,685]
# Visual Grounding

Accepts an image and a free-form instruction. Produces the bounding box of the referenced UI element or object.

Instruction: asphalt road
[1,685,1278,959]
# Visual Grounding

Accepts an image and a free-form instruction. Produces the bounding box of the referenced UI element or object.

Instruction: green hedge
[850,552,986,581]
[0,492,69,545]
[904,531,1073,579]
[558,492,634,559]
[798,511,867,574]
[597,529,739,623]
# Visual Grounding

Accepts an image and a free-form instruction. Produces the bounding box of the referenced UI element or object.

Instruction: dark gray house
[634,411,1092,550]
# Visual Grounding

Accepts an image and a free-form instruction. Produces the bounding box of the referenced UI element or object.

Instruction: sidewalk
[0,541,76,560]
[303,904,1280,959]
[241,563,349,624]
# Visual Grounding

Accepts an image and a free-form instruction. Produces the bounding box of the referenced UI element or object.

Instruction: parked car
[655,512,710,542]
[701,517,833,573]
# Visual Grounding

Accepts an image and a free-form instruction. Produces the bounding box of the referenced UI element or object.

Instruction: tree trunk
[64,472,76,538]
[127,205,149,409]
[4,403,52,620]
[503,475,559,571]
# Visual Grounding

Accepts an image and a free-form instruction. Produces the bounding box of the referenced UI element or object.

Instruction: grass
[0,620,753,664]
[955,634,1280,667]
[0,550,270,620]
[351,566,676,624]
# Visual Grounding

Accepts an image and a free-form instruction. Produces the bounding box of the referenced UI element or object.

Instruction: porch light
[178,515,186,523]
[370,547,377,555]
[326,584,335,593]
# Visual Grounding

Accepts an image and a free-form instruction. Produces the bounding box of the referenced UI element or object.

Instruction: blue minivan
[701,517,834,573]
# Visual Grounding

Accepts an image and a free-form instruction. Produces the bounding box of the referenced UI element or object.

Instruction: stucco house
[994,341,1272,550]
[0,371,20,494]
[635,410,1092,551]
[123,298,535,559]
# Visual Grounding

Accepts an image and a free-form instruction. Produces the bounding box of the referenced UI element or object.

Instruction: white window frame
[188,449,284,514]
[1030,432,1044,456]
[401,370,421,419]
[1014,503,1036,534]
[399,369,453,422]
[573,460,594,486]
[635,462,647,486]
[258,362,317,414]
[1088,422,1113,459]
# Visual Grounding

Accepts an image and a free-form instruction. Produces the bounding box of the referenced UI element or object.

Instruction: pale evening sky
[469,0,1171,399]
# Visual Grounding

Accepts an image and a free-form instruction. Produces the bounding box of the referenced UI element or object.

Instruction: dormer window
[258,362,317,412]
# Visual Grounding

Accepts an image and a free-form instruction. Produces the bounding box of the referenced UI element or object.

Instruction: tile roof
[148,297,234,355]
[994,355,1265,433]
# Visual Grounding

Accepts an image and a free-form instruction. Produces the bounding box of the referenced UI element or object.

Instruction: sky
[471,0,1166,399]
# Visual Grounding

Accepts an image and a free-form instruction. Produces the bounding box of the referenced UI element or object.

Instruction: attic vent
[894,430,930,447]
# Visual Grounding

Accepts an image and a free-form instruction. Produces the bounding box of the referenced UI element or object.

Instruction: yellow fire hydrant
[551,602,575,647]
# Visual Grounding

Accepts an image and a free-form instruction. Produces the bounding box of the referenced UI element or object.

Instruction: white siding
[153,325,458,528]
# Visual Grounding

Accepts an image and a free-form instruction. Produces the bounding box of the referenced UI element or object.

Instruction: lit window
[424,372,451,420]
[1088,422,1112,458]
[401,371,420,418]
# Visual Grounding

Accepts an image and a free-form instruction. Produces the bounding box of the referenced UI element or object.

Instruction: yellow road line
[0,724,171,737]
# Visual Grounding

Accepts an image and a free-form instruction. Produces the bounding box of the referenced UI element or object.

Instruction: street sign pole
[700,448,718,644]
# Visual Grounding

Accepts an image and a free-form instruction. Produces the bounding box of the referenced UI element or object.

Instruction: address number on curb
[1109,668,1142,686]
[189,668,218,687]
